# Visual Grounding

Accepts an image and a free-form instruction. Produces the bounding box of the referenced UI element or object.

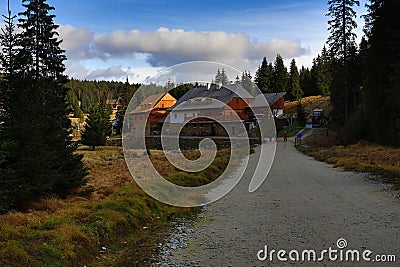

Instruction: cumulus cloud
[58,25,97,59]
[58,26,309,69]
[85,66,128,81]
[64,62,162,83]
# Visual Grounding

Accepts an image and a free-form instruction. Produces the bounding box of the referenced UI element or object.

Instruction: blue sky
[5,0,367,83]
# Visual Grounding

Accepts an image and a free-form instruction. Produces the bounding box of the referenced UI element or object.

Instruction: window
[174,114,177,119]
[199,123,204,128]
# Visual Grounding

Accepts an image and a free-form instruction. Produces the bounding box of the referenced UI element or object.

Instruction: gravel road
[154,139,400,266]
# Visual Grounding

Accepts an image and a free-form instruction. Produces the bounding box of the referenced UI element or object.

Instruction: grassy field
[150,148,232,187]
[299,130,400,189]
[0,146,231,266]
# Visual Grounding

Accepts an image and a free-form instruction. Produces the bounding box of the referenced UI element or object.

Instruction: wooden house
[166,84,254,136]
[127,93,176,136]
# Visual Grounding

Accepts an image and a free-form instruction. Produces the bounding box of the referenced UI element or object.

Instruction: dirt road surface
[156,139,400,266]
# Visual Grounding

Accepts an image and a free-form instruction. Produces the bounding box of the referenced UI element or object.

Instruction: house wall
[130,112,165,135]
[227,97,254,121]
[270,96,284,110]
[170,111,201,123]
[129,93,177,135]
[154,93,176,109]
[167,102,248,137]
[178,121,240,137]
[181,122,213,136]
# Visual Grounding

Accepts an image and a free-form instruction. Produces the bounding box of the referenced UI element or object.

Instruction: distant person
[269,133,272,142]
[283,131,287,142]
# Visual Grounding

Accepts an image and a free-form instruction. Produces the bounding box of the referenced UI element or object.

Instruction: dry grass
[285,95,332,115]
[300,132,400,189]
[150,148,231,187]
[302,129,342,148]
[0,146,213,266]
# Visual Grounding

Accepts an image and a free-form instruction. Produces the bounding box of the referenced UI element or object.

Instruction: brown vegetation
[0,146,233,266]
[300,130,400,189]
[285,95,332,115]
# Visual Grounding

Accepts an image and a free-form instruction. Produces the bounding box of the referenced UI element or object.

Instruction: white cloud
[58,26,310,78]
[93,27,309,66]
[64,61,162,83]
[59,25,97,59]
[85,66,128,81]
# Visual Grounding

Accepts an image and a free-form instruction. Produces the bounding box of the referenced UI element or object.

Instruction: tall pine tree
[214,68,229,85]
[0,0,87,210]
[299,66,315,97]
[272,54,288,93]
[254,57,272,93]
[326,0,360,123]
[315,46,333,96]
[288,59,303,101]
[0,0,21,210]
[363,0,400,145]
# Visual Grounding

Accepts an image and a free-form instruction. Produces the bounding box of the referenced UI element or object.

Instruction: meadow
[0,147,231,266]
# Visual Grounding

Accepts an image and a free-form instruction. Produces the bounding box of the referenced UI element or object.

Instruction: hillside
[284,95,332,116]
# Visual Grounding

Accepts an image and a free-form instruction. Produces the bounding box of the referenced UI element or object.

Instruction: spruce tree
[0,0,18,76]
[214,68,228,85]
[0,0,21,210]
[326,0,360,123]
[214,68,221,84]
[0,0,87,209]
[288,59,303,101]
[19,0,87,199]
[241,70,256,95]
[363,0,400,145]
[82,103,111,150]
[315,46,333,96]
[220,68,228,85]
[272,54,288,93]
[299,66,314,97]
[254,57,272,93]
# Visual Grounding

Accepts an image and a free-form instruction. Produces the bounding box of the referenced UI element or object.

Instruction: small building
[127,93,176,136]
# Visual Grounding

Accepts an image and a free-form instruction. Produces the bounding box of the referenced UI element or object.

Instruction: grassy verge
[299,131,400,189]
[278,124,302,138]
[0,146,231,266]
[150,148,232,187]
